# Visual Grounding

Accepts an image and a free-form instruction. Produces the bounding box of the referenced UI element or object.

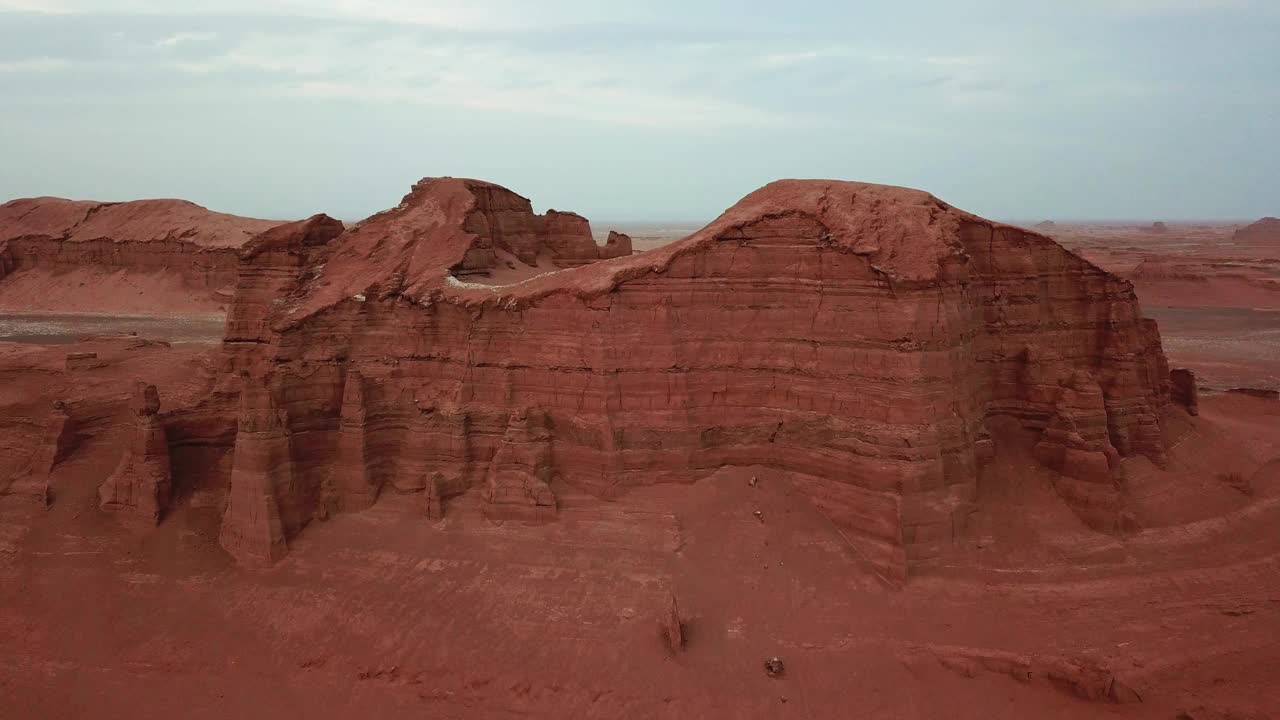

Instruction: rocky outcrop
[1170,369,1199,416]
[444,182,631,276]
[222,214,345,354]
[98,383,172,525]
[601,231,634,259]
[218,378,290,565]
[212,178,1172,581]
[481,409,558,522]
[1032,371,1129,532]
[540,210,600,267]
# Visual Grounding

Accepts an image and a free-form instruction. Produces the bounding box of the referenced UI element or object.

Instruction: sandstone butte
[32,175,1159,584]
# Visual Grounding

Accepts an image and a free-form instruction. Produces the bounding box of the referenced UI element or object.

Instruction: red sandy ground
[0,339,1278,719]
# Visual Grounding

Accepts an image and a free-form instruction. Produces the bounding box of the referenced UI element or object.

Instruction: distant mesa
[1141,221,1169,234]
[1233,216,1280,246]
[0,196,282,314]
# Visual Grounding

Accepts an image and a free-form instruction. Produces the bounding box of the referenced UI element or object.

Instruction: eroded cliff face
[211,178,1171,580]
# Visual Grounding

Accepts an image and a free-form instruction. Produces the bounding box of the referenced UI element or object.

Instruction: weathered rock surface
[210,177,1172,581]
[98,382,172,525]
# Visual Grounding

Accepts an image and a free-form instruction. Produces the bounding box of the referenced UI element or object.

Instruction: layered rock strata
[214,178,1172,581]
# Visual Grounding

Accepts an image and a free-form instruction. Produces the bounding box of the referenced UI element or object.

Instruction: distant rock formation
[0,196,282,312]
[207,177,1172,582]
[448,184,635,277]
[1233,217,1280,246]
[99,382,172,525]
[602,231,634,259]
[1142,221,1169,234]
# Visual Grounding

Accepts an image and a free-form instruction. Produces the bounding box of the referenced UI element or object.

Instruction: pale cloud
[0,56,71,72]
[156,31,217,48]
[0,0,73,12]
[0,0,564,30]
[177,30,804,129]
[757,49,846,67]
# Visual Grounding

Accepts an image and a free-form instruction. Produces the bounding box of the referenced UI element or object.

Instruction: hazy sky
[1,1,1276,223]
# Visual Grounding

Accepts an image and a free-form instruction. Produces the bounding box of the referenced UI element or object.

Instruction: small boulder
[764,657,785,677]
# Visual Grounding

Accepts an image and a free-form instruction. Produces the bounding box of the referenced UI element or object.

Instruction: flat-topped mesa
[218,177,1173,581]
[99,382,172,525]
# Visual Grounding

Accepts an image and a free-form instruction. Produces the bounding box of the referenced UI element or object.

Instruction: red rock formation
[0,196,282,312]
[481,408,558,521]
[1170,368,1199,416]
[601,230,634,259]
[1233,216,1280,246]
[222,215,345,364]
[98,382,172,525]
[214,178,1171,581]
[660,592,684,653]
[540,210,600,267]
[218,377,290,565]
[1032,371,1129,531]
